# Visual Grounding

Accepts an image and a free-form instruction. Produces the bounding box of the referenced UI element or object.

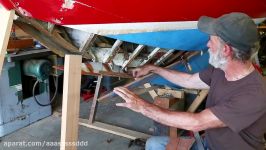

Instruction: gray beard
[208,48,227,69]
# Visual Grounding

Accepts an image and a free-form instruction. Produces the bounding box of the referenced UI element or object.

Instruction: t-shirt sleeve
[199,66,214,86]
[209,87,266,133]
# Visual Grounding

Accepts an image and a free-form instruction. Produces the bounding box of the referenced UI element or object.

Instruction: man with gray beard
[114,12,266,150]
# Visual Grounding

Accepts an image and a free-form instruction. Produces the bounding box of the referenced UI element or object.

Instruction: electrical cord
[32,76,58,106]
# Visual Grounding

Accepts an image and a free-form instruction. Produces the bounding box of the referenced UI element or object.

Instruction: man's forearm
[151,66,195,89]
[140,102,201,131]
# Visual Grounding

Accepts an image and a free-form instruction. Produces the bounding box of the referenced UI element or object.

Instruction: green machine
[23,59,52,81]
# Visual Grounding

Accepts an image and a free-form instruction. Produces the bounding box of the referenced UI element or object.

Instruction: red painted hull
[1,0,266,25]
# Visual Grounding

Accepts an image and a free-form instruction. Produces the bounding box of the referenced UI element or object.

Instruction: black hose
[32,76,58,106]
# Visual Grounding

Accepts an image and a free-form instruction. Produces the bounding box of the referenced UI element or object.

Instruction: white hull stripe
[65,18,265,35]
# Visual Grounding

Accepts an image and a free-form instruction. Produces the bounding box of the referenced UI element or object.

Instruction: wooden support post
[0,8,14,74]
[88,75,103,124]
[60,55,82,150]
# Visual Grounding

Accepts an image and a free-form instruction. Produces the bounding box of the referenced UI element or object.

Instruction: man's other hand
[114,86,147,112]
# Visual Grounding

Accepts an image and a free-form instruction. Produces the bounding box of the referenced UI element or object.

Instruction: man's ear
[223,44,232,57]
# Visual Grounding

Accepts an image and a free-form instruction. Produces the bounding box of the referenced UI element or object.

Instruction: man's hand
[114,86,148,112]
[130,65,157,78]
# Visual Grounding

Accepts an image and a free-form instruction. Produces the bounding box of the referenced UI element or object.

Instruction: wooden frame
[58,50,203,149]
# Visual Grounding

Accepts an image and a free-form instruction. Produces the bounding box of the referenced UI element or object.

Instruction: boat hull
[1,0,266,50]
[1,0,266,25]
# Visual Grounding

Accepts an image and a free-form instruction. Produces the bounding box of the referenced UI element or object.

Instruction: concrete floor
[0,93,154,150]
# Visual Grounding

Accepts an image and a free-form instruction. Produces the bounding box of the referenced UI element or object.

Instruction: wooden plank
[181,89,199,95]
[98,71,133,78]
[18,16,81,55]
[0,8,14,74]
[53,65,133,78]
[15,16,92,59]
[79,119,150,140]
[103,40,123,63]
[121,45,145,70]
[14,21,66,57]
[140,47,161,66]
[187,90,208,112]
[60,55,82,150]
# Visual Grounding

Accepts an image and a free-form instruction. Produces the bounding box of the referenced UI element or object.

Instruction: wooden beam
[79,33,97,60]
[14,20,66,57]
[121,45,145,70]
[154,49,175,66]
[103,40,123,63]
[144,83,158,99]
[60,55,82,150]
[187,90,208,112]
[79,33,96,52]
[0,8,14,74]
[79,119,150,140]
[53,65,133,78]
[140,47,161,66]
[165,51,184,65]
[181,89,199,95]
[15,17,92,59]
